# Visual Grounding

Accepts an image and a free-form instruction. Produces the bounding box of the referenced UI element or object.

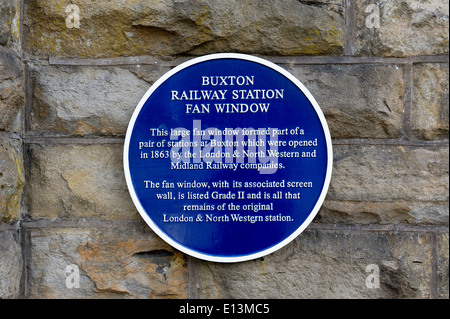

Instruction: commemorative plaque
[124,53,332,262]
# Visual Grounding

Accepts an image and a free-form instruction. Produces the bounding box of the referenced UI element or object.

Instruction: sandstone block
[31,63,406,139]
[329,145,449,202]
[0,229,22,299]
[288,64,404,139]
[356,0,449,56]
[0,48,24,132]
[27,224,188,298]
[30,65,169,137]
[0,0,20,49]
[193,229,433,298]
[412,63,449,140]
[319,144,449,226]
[318,200,449,226]
[23,0,345,58]
[26,143,138,221]
[0,136,24,224]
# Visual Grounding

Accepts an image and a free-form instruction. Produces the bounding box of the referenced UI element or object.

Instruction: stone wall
[0,0,448,299]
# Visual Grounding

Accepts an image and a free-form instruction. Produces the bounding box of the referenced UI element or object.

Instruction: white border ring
[124,53,333,263]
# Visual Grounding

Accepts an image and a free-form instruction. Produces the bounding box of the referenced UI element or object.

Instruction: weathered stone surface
[0,229,22,299]
[316,144,449,225]
[356,0,449,57]
[0,48,24,132]
[288,64,404,139]
[31,63,407,139]
[318,200,449,225]
[412,63,449,140]
[329,145,449,202]
[30,65,169,137]
[438,233,449,299]
[0,0,20,49]
[7,0,449,301]
[193,229,432,298]
[23,0,345,58]
[27,224,188,298]
[0,136,24,224]
[26,143,138,221]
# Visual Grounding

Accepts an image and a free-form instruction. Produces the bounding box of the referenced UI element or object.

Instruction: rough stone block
[0,0,20,49]
[329,145,449,202]
[193,229,433,298]
[31,63,406,139]
[412,63,449,140]
[0,48,24,132]
[288,64,404,139]
[30,65,169,137]
[26,143,138,221]
[27,224,188,298]
[356,0,449,56]
[315,144,449,225]
[0,229,22,299]
[0,135,24,224]
[318,200,449,226]
[23,0,345,58]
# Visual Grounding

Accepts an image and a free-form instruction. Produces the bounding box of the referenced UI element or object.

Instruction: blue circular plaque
[124,53,332,262]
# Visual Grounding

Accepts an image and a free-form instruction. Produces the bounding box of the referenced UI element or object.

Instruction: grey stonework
[191,228,439,299]
[0,228,22,299]
[23,0,346,58]
[0,0,448,299]
[0,48,24,132]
